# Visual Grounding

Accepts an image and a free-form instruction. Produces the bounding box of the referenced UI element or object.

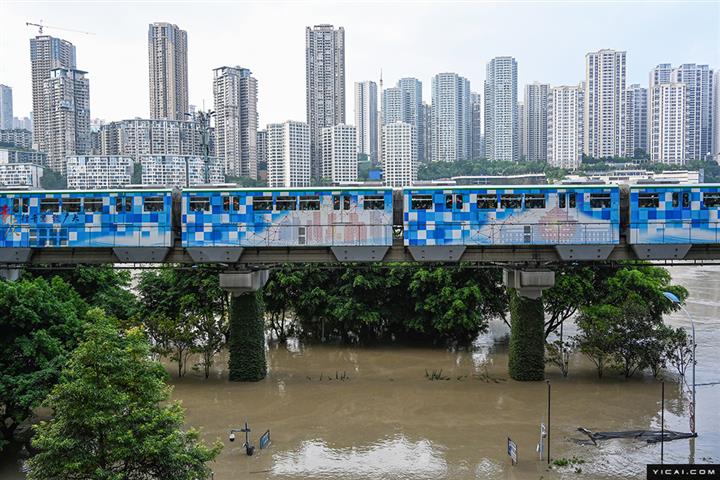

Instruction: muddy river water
[2,266,719,479]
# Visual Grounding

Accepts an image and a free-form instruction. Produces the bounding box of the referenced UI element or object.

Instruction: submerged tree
[26,309,221,480]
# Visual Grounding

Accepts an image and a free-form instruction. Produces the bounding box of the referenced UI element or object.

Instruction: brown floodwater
[2,266,719,479]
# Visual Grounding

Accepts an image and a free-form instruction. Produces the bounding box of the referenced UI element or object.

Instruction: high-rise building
[30,35,76,155]
[471,92,482,160]
[148,22,188,121]
[584,49,626,158]
[484,57,518,161]
[213,66,258,178]
[267,121,310,187]
[0,129,33,149]
[517,101,526,160]
[141,155,224,186]
[12,117,33,131]
[44,68,91,173]
[715,70,720,161]
[321,124,357,183]
[257,129,268,165]
[397,78,424,163]
[354,81,378,163]
[431,72,471,162]
[0,146,47,167]
[66,155,134,189]
[382,87,402,124]
[650,64,673,89]
[422,102,433,163]
[383,121,417,187]
[306,24,345,181]
[650,82,686,165]
[99,118,207,162]
[523,82,549,162]
[626,84,648,157]
[548,84,584,170]
[0,161,43,188]
[672,64,714,161]
[0,85,12,130]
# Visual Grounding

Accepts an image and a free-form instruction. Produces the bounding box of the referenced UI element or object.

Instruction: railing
[0,225,171,248]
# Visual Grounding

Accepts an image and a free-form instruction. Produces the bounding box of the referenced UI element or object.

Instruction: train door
[444,192,466,244]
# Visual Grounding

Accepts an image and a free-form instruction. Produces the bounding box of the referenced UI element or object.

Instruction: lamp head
[663,291,681,304]
[229,432,235,442]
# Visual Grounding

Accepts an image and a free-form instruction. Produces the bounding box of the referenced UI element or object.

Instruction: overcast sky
[1,0,718,126]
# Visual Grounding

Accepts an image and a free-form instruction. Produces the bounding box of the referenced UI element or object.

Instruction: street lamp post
[663,291,696,436]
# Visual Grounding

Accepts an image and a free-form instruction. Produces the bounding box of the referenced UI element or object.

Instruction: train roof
[182,186,393,193]
[403,184,620,191]
[0,188,174,195]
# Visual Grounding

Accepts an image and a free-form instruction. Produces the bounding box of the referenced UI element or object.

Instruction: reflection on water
[1,266,719,479]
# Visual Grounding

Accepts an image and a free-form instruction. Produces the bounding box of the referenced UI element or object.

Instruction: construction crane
[26,20,95,36]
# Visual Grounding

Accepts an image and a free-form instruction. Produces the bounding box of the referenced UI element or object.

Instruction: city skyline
[1,2,717,125]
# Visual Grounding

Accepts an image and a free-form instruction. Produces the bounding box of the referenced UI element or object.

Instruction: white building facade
[66,155,134,189]
[267,121,311,188]
[148,23,188,121]
[354,81,378,163]
[548,85,584,170]
[0,163,43,187]
[432,72,471,162]
[484,57,518,161]
[383,121,417,187]
[584,49,626,158]
[140,155,224,187]
[523,82,549,162]
[321,124,357,183]
[650,83,687,165]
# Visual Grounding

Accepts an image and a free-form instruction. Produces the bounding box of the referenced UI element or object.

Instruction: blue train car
[0,189,173,248]
[629,184,720,244]
[403,185,620,246]
[182,187,393,247]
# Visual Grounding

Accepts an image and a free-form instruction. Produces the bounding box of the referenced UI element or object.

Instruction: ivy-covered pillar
[508,289,545,381]
[503,269,555,381]
[228,291,266,381]
[219,271,269,382]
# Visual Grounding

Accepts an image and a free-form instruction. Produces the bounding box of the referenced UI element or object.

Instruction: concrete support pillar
[503,269,555,381]
[221,271,269,382]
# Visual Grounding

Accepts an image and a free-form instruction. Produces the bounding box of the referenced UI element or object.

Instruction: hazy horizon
[1,0,718,127]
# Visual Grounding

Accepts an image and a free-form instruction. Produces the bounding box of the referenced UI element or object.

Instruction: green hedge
[228,291,267,381]
[508,289,545,381]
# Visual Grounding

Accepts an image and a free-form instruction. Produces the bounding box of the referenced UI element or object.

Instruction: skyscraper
[626,84,648,157]
[383,121,417,187]
[44,68,91,173]
[0,85,12,130]
[431,72,471,162]
[148,22,188,121]
[306,24,345,181]
[257,129,268,166]
[354,81,378,163]
[267,121,311,188]
[382,87,402,124]
[671,64,714,161]
[213,66,258,178]
[548,84,584,170]
[397,78,424,162]
[517,101,526,160]
[321,124,357,183]
[584,49,626,158]
[422,102,433,163]
[715,70,720,161]
[30,35,76,155]
[523,82,549,162]
[471,92,482,160]
[484,57,518,161]
[649,82,686,165]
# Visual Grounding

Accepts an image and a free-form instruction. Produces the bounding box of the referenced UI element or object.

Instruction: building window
[144,196,165,212]
[189,196,210,212]
[411,194,433,210]
[253,196,273,211]
[363,195,385,210]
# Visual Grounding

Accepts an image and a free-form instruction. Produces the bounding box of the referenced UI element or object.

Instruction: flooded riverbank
[2,266,719,479]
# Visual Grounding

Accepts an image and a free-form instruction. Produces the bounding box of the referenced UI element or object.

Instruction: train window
[343,195,351,210]
[703,192,720,208]
[683,192,690,208]
[590,193,612,208]
[40,198,60,213]
[569,193,576,208]
[300,195,321,210]
[672,193,679,208]
[12,198,28,214]
[638,193,659,208]
[189,196,210,212]
[275,196,297,211]
[333,195,341,210]
[63,198,82,213]
[559,193,566,209]
[445,194,454,209]
[477,194,498,209]
[233,196,240,211]
[223,196,231,212]
[115,197,123,212]
[455,194,463,209]
[500,194,521,209]
[672,192,690,208]
[253,196,273,211]
[84,198,103,213]
[525,194,545,209]
[144,196,165,212]
[411,194,433,210]
[364,195,385,210]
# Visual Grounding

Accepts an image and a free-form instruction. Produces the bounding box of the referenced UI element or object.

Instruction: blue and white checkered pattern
[403,186,620,246]
[181,189,394,247]
[0,190,172,248]
[630,186,720,243]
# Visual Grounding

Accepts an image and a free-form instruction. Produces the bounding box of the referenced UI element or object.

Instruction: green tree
[39,169,67,189]
[542,265,596,338]
[575,304,619,378]
[26,309,221,480]
[0,277,87,450]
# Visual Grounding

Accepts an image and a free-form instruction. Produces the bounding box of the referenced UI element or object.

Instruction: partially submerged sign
[507,437,518,465]
[259,429,271,449]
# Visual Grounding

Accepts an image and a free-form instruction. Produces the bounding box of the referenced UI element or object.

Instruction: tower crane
[26,20,95,36]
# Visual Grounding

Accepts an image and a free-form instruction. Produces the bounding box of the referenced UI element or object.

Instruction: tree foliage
[0,277,87,451]
[418,159,567,182]
[26,309,221,480]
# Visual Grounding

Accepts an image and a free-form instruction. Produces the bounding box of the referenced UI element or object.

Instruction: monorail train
[2,184,720,253]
